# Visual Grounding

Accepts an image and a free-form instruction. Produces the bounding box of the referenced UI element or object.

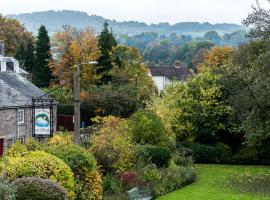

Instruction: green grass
[158,164,270,200]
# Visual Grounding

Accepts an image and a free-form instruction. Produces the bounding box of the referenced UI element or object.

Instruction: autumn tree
[50,26,100,90]
[0,15,32,56]
[32,25,52,88]
[97,21,117,83]
[198,47,235,72]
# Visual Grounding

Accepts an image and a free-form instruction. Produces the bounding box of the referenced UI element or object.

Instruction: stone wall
[0,105,57,152]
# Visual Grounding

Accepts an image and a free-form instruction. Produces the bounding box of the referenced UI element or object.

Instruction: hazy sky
[1,0,269,24]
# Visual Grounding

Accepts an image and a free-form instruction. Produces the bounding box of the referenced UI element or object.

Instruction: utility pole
[73,65,80,144]
[73,61,98,144]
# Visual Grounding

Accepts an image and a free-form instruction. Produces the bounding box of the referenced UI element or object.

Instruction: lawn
[158,164,270,200]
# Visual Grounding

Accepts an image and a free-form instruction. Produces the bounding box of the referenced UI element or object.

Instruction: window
[18,109,24,124]
[6,61,14,72]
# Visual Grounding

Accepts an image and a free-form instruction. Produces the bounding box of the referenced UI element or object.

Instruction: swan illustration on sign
[35,113,50,127]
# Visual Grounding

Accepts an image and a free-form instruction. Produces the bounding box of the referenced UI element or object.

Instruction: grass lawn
[158,164,270,200]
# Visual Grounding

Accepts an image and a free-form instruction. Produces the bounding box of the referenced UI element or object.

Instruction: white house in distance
[148,61,193,92]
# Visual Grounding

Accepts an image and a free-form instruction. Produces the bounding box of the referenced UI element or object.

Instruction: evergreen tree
[33,25,52,88]
[24,38,35,73]
[98,21,117,83]
[14,41,26,68]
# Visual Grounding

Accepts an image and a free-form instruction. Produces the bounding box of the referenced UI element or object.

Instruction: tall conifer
[32,25,52,88]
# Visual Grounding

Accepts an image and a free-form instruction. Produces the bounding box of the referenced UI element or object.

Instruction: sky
[0,0,269,24]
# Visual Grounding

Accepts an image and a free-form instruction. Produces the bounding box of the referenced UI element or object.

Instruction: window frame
[17,109,25,124]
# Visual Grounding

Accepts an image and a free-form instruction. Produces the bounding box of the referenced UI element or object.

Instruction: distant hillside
[7,10,246,36]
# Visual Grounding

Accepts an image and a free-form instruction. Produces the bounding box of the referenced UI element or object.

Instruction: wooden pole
[73,66,80,144]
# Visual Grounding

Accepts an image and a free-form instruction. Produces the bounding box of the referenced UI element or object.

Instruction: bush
[231,147,259,165]
[46,144,96,177]
[14,177,68,200]
[156,166,196,196]
[7,141,27,157]
[2,151,75,198]
[103,173,122,196]
[134,145,171,168]
[184,142,218,163]
[91,116,134,173]
[119,171,142,191]
[79,170,103,200]
[172,152,193,167]
[48,132,73,146]
[216,142,232,163]
[0,179,16,200]
[129,110,171,148]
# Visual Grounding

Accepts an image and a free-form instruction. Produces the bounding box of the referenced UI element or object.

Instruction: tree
[0,15,32,56]
[97,21,117,83]
[24,38,35,73]
[14,41,25,68]
[110,45,155,103]
[32,25,52,88]
[50,26,100,89]
[243,0,270,39]
[221,40,270,146]
[150,69,232,144]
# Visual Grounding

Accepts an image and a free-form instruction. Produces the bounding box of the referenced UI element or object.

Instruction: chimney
[0,42,4,56]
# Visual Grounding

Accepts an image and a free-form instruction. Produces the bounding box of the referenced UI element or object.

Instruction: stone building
[0,44,56,155]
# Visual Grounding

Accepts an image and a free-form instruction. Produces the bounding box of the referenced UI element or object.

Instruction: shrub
[216,142,232,163]
[119,171,141,191]
[184,142,218,163]
[156,166,196,196]
[2,151,75,198]
[48,132,73,146]
[46,144,96,177]
[129,110,172,148]
[79,170,103,200]
[25,137,44,151]
[231,147,259,165]
[7,141,27,157]
[0,179,16,200]
[103,173,121,196]
[172,152,193,167]
[14,177,68,200]
[91,116,134,173]
[134,145,171,168]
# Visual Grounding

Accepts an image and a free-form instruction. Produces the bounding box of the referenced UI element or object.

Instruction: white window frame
[18,109,25,124]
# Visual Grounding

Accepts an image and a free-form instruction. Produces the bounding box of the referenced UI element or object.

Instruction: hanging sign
[34,108,51,135]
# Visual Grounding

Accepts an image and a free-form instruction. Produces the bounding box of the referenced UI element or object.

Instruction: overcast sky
[0,0,269,24]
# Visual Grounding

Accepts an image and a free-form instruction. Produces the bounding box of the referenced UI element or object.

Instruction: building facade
[0,45,56,154]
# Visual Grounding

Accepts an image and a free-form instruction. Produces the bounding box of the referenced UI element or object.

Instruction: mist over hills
[7,10,246,36]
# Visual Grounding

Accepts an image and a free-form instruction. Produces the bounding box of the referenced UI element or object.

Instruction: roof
[0,72,45,108]
[148,66,192,81]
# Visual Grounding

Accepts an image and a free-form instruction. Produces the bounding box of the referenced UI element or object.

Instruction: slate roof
[0,72,45,108]
[148,66,192,81]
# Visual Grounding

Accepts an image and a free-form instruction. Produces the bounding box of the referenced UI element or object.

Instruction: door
[0,138,4,157]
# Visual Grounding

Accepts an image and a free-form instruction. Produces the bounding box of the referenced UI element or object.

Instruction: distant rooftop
[148,62,192,82]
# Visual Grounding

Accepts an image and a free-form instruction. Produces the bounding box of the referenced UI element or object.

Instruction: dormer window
[6,61,14,72]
